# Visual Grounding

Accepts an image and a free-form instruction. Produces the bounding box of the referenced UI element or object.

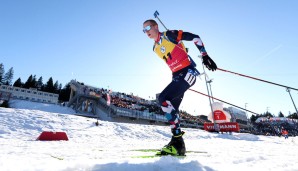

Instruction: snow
[1,100,298,171]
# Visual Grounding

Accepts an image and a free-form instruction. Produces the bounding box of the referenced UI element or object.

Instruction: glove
[202,55,217,71]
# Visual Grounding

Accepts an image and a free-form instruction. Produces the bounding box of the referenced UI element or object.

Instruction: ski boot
[157,132,186,156]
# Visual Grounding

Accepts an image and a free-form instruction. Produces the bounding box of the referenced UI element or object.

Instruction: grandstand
[251,117,298,136]
[67,80,205,129]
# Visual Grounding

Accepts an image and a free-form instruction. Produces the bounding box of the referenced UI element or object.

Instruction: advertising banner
[204,122,240,132]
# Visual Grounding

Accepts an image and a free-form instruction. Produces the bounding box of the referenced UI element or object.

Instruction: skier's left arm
[167,30,217,71]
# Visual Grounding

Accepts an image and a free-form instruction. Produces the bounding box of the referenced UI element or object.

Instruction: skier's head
[143,19,159,40]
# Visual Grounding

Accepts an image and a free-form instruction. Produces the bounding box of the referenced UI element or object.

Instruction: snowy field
[1,100,298,171]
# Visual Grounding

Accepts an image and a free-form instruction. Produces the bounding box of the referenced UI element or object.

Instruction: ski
[131,149,207,153]
[50,155,64,160]
[130,149,207,158]
[132,154,186,159]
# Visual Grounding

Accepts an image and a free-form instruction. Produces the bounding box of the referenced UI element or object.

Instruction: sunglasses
[143,25,152,33]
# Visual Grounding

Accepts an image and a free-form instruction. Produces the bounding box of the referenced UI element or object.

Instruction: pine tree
[24,75,33,88]
[37,76,43,90]
[278,111,284,117]
[45,77,55,93]
[59,83,71,101]
[54,81,59,93]
[250,115,257,123]
[3,67,14,85]
[58,83,62,91]
[13,78,23,87]
[287,112,298,119]
[31,75,37,88]
[264,111,273,118]
[0,63,4,84]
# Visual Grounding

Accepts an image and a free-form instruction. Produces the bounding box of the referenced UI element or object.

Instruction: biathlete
[143,19,217,156]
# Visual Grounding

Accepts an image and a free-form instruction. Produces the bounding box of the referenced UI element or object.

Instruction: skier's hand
[202,55,217,71]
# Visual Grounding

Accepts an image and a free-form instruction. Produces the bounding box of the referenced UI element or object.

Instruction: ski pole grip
[154,11,159,18]
[153,10,168,30]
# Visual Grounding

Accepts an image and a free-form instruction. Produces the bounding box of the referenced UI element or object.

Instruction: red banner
[204,122,240,132]
[36,131,68,141]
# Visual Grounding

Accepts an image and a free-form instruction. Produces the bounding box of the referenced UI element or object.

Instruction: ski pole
[286,88,298,114]
[217,68,298,91]
[199,57,217,129]
[189,88,260,116]
[154,10,168,30]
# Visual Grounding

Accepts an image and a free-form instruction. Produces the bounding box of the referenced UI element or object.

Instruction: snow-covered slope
[0,100,298,171]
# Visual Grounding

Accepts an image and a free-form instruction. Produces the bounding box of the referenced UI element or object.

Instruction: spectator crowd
[251,117,298,137]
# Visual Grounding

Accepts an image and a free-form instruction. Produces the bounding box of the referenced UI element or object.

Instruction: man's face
[143,22,159,40]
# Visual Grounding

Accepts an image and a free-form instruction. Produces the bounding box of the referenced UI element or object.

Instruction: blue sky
[1,0,298,117]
